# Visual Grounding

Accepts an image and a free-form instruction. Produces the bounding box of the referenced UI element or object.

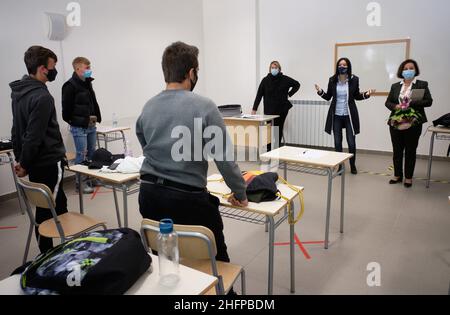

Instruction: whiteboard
[335,39,410,96]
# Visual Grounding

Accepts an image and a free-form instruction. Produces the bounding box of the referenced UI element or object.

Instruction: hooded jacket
[10,75,66,172]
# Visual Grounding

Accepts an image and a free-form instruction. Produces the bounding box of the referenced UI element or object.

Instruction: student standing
[385,59,433,187]
[136,42,248,266]
[252,61,301,148]
[315,58,375,174]
[10,46,68,253]
[62,57,102,194]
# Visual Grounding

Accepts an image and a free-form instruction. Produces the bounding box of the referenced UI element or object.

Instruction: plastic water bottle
[125,140,133,157]
[112,113,118,128]
[157,219,180,286]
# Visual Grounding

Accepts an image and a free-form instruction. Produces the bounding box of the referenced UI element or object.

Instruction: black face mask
[45,68,58,82]
[190,70,198,92]
[338,67,348,75]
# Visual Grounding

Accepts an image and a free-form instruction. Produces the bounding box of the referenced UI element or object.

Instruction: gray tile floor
[0,153,449,295]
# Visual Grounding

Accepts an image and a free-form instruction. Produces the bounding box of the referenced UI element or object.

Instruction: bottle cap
[159,218,174,234]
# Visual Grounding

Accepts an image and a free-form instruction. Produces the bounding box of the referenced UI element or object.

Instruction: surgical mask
[190,70,198,92]
[83,69,93,79]
[45,68,58,82]
[338,67,348,75]
[271,68,279,76]
[402,70,415,80]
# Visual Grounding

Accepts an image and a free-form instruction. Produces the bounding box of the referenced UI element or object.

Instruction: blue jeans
[333,115,356,167]
[70,126,97,164]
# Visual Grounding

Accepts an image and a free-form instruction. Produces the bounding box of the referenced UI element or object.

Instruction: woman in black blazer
[315,58,375,174]
[385,59,433,187]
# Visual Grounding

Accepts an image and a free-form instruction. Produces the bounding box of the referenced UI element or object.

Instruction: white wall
[258,0,450,155]
[202,0,257,113]
[0,0,204,196]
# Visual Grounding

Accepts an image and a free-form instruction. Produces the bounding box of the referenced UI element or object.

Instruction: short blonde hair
[72,57,90,70]
[269,61,281,72]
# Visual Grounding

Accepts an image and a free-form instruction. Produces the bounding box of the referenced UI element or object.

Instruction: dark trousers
[389,125,422,179]
[139,182,231,262]
[333,115,356,167]
[28,161,68,253]
[267,110,289,151]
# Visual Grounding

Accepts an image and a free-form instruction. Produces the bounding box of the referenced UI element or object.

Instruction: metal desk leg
[324,168,333,249]
[122,184,129,228]
[112,187,122,228]
[96,134,101,149]
[78,173,84,214]
[265,217,269,233]
[7,152,25,215]
[340,164,346,234]
[284,161,288,180]
[290,202,296,294]
[120,130,127,154]
[426,132,436,188]
[267,216,275,295]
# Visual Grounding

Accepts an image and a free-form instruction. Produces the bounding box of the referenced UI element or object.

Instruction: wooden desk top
[96,126,131,134]
[223,115,280,123]
[260,146,353,169]
[428,126,450,134]
[207,174,303,217]
[68,165,140,184]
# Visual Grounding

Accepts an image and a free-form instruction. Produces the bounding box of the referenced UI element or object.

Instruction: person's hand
[365,89,376,97]
[228,194,249,207]
[395,104,403,110]
[314,84,322,93]
[15,163,27,178]
[251,110,257,115]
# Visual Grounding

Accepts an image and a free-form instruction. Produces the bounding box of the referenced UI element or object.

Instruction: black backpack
[433,113,450,127]
[20,228,151,295]
[243,171,280,203]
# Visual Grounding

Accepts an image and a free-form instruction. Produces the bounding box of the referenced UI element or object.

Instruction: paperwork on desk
[299,150,328,160]
[100,156,144,174]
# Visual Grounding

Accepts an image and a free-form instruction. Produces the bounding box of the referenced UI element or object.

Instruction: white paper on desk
[240,114,260,119]
[300,150,327,159]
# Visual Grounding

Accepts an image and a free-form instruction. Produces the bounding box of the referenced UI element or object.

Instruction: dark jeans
[28,161,68,253]
[333,115,356,167]
[389,125,422,179]
[267,110,289,151]
[139,182,231,262]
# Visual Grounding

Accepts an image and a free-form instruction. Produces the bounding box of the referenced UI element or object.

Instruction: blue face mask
[83,69,93,79]
[271,68,279,76]
[402,70,415,80]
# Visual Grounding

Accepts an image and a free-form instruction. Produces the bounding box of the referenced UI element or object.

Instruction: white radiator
[284,100,334,148]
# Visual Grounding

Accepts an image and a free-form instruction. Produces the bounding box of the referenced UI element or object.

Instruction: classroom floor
[0,152,449,295]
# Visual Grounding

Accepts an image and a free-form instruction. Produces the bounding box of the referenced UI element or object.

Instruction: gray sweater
[136,89,247,201]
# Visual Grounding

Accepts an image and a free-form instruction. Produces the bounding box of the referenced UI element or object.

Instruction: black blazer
[318,75,369,135]
[385,80,433,125]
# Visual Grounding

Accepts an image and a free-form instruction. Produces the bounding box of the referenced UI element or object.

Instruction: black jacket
[385,80,433,125]
[253,73,300,114]
[318,75,370,135]
[10,76,66,172]
[62,72,102,128]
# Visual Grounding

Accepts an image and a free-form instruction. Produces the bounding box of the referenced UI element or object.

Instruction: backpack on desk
[20,228,151,295]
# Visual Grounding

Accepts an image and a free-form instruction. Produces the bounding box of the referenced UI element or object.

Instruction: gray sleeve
[135,114,147,148]
[206,104,247,201]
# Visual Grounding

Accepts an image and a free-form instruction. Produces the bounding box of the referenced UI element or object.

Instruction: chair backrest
[17,179,56,209]
[141,219,217,260]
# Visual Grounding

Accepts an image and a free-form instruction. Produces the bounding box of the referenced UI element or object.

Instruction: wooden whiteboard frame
[335,39,411,96]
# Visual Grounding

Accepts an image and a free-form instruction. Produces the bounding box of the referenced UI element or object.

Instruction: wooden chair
[18,179,107,264]
[141,219,245,295]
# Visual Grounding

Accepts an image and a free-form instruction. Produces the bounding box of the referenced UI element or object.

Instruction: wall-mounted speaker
[45,12,67,41]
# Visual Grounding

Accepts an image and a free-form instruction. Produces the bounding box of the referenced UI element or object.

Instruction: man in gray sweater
[136,42,248,264]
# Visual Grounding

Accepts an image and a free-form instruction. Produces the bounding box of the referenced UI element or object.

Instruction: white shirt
[399,78,417,102]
